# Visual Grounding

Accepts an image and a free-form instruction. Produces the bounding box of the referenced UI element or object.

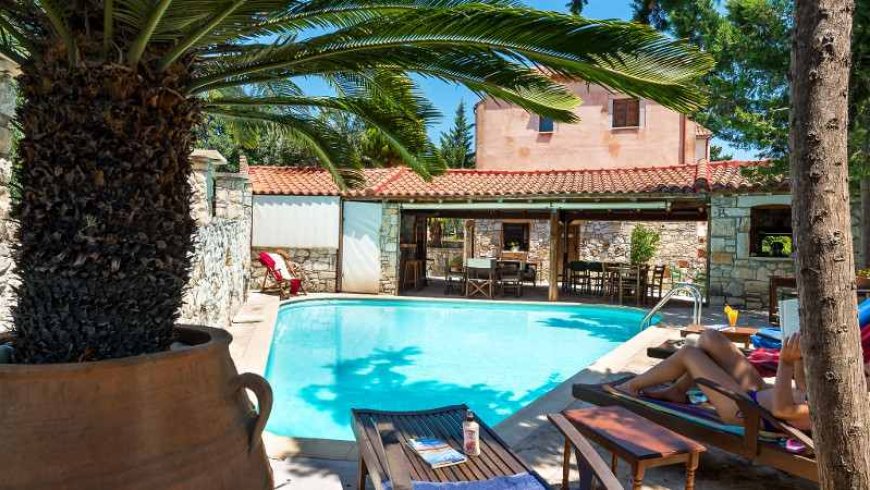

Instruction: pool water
[264,298,653,440]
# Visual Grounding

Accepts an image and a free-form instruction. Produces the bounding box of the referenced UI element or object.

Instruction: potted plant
[857,269,870,289]
[0,2,710,487]
[449,255,464,272]
[630,224,662,265]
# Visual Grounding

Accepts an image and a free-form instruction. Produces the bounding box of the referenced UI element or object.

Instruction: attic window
[538,117,554,133]
[612,98,640,128]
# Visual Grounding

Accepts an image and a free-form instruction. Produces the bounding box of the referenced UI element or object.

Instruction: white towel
[267,253,291,281]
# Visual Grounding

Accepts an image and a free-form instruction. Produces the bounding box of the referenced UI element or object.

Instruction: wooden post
[549,209,560,301]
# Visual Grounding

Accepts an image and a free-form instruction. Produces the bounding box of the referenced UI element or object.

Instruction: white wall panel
[252,195,340,248]
[341,201,383,294]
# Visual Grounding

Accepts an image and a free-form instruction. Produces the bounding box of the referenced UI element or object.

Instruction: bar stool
[402,259,421,291]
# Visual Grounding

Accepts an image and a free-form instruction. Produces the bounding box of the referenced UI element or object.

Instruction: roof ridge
[369,167,408,195]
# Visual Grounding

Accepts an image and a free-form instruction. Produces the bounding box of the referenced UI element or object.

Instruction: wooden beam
[549,209,560,301]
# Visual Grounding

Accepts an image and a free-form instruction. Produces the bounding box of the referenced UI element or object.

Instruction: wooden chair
[573,379,818,483]
[465,258,496,299]
[498,261,523,297]
[647,265,666,302]
[352,404,621,490]
[402,259,423,291]
[257,251,308,299]
[443,257,465,295]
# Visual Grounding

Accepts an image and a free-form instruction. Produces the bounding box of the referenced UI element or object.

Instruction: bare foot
[611,380,640,396]
[643,385,689,404]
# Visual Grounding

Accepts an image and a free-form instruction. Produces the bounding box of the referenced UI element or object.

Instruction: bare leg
[698,330,765,391]
[616,346,747,423]
[643,373,693,403]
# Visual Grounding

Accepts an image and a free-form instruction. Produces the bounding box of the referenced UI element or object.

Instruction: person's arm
[772,334,811,425]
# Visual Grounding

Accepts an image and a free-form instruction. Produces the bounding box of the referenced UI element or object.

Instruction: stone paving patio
[230,292,815,489]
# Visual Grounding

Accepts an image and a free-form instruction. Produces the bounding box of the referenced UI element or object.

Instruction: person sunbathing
[615,329,814,430]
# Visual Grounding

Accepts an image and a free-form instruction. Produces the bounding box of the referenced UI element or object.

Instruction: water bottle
[463,410,480,456]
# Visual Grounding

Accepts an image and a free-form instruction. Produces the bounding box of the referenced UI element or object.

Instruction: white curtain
[252,196,340,248]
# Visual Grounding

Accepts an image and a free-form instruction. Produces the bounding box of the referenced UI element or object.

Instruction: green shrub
[630,225,661,265]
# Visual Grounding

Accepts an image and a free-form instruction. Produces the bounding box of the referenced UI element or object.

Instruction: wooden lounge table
[679,325,758,348]
[556,406,706,490]
[352,404,550,490]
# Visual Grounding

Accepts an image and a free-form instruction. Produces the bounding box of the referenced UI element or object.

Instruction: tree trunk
[791,1,870,487]
[11,53,200,363]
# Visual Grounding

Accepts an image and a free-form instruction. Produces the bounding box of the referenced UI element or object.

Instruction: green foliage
[630,224,661,265]
[622,0,870,181]
[438,101,475,169]
[760,235,792,257]
[710,144,734,161]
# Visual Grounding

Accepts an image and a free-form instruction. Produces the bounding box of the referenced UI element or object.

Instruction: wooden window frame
[611,98,641,129]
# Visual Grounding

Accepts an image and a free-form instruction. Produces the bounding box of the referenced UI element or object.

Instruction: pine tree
[438,101,475,169]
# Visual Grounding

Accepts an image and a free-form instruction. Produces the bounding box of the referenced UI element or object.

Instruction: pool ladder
[640,282,703,330]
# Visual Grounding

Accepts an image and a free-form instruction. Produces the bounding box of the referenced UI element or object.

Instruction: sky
[417,0,753,160]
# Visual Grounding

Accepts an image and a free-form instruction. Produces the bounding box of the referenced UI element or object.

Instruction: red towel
[258,252,282,281]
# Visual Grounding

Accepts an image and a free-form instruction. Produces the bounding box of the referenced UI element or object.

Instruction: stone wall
[179,152,253,328]
[379,203,400,294]
[428,243,464,276]
[0,58,18,330]
[708,193,864,308]
[251,247,338,293]
[576,221,707,271]
[708,195,795,308]
[472,219,553,281]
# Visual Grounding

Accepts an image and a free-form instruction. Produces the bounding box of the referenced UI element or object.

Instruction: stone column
[0,55,19,329]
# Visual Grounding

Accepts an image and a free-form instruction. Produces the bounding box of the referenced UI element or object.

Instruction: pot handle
[237,372,273,454]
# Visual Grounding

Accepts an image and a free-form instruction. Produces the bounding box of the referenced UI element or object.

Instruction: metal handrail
[640,282,703,329]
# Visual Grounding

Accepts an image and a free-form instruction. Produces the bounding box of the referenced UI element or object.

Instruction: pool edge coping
[238,292,679,462]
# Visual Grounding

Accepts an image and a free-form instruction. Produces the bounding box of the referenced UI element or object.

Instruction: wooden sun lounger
[573,379,819,483]
[352,404,621,490]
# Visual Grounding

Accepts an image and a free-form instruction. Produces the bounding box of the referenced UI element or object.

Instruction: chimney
[238,154,249,174]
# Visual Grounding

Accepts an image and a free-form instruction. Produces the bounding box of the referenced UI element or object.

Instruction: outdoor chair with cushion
[352,404,621,490]
[465,258,496,299]
[573,379,818,483]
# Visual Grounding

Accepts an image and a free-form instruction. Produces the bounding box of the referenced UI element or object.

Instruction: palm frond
[188,5,711,112]
[205,94,437,177]
[127,0,173,65]
[205,106,358,188]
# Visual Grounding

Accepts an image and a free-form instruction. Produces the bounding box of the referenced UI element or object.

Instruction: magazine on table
[407,437,468,469]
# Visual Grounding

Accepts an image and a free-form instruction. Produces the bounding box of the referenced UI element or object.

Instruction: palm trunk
[11,56,200,363]
[791,1,870,487]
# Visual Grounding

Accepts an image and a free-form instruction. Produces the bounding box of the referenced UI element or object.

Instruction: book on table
[407,437,468,469]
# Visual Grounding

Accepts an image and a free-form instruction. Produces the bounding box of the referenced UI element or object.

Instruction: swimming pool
[264,298,654,440]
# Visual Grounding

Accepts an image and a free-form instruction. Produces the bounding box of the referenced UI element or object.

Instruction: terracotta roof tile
[249,161,778,198]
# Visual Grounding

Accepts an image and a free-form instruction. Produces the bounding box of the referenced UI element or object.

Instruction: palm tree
[0,0,712,363]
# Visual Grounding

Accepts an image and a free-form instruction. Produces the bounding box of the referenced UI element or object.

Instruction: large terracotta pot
[0,326,273,490]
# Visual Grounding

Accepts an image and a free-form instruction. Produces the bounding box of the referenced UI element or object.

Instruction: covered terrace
[248,160,766,305]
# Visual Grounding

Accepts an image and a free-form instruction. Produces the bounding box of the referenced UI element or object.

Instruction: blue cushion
[384,473,546,490]
[858,298,870,327]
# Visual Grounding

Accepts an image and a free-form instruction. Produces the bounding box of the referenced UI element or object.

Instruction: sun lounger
[352,404,620,490]
[573,378,818,482]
